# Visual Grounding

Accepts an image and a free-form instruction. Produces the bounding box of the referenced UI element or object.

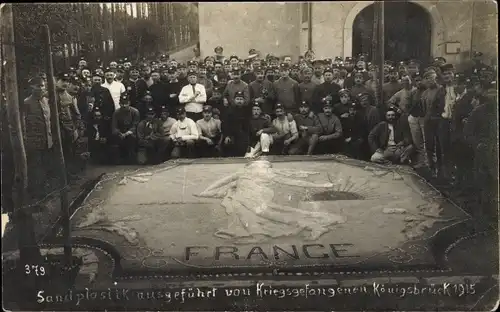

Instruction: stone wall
[198,2,301,60]
[471,1,498,66]
[198,1,496,66]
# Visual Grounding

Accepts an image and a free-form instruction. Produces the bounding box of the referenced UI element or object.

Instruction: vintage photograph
[1,1,498,311]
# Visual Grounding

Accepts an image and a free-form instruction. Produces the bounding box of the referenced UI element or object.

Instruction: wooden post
[111,3,115,59]
[377,1,385,111]
[1,4,42,263]
[42,24,72,264]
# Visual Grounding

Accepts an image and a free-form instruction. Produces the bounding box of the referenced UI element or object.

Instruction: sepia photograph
[1,1,498,310]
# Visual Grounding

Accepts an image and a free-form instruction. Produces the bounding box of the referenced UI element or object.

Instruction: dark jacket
[293,113,321,135]
[368,121,412,152]
[165,81,183,109]
[112,106,140,135]
[359,105,381,134]
[23,95,53,151]
[407,88,426,118]
[421,85,445,119]
[312,81,341,113]
[91,85,115,120]
[123,79,140,108]
[248,80,275,114]
[149,81,168,110]
[273,77,299,111]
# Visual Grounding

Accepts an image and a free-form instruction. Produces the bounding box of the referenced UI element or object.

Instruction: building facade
[198,1,497,66]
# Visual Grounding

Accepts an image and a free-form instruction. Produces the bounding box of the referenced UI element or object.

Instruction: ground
[2,155,498,310]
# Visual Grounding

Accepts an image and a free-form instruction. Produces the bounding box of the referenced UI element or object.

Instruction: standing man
[273,63,299,114]
[165,66,183,110]
[149,69,168,114]
[439,63,457,178]
[223,68,250,107]
[406,74,427,168]
[197,65,214,99]
[102,68,126,111]
[179,70,207,121]
[123,65,140,108]
[220,91,251,156]
[311,60,325,85]
[312,67,342,114]
[298,67,316,105]
[23,77,54,200]
[248,66,275,116]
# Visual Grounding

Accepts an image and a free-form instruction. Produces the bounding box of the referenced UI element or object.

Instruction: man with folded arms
[179,70,207,121]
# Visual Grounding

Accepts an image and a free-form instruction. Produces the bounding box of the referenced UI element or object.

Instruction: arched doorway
[352,2,431,62]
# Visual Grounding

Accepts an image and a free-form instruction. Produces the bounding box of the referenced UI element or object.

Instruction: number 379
[25,265,46,276]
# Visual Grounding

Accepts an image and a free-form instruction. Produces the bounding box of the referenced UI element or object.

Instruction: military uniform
[288,101,321,155]
[111,94,140,164]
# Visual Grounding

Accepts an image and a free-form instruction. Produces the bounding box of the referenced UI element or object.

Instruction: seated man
[87,105,110,164]
[368,107,414,164]
[245,101,277,158]
[342,101,370,160]
[270,104,299,155]
[169,107,199,158]
[196,105,223,157]
[111,94,140,164]
[314,100,343,154]
[288,101,321,155]
[137,106,172,165]
[151,105,176,162]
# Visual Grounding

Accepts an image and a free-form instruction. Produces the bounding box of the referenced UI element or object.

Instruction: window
[302,2,309,24]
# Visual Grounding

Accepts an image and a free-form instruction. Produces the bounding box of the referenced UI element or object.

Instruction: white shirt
[442,85,456,119]
[102,81,126,110]
[388,124,396,146]
[179,83,207,113]
[169,117,199,141]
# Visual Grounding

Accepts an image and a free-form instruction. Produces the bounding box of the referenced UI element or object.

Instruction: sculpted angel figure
[195,160,347,242]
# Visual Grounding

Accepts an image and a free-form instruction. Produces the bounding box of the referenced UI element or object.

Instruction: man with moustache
[245,102,278,157]
[56,72,82,177]
[177,64,189,86]
[265,67,276,83]
[102,68,126,111]
[197,65,214,99]
[297,67,316,105]
[290,64,301,83]
[196,105,223,157]
[273,63,299,114]
[288,101,321,155]
[111,94,140,164]
[342,101,368,160]
[355,92,381,140]
[249,66,275,116]
[421,69,446,178]
[179,70,207,121]
[311,60,325,85]
[212,61,224,84]
[314,100,343,154]
[241,62,257,84]
[123,65,140,108]
[149,68,168,114]
[368,107,413,164]
[311,67,342,114]
[387,74,413,123]
[383,67,402,105]
[349,71,373,103]
[23,77,54,200]
[223,68,250,107]
[331,64,344,88]
[342,57,356,89]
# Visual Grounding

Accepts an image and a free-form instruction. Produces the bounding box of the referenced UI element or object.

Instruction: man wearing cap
[23,77,54,198]
[438,63,457,177]
[297,67,316,106]
[177,64,189,86]
[311,67,342,114]
[421,69,446,177]
[331,64,344,88]
[220,91,251,156]
[382,67,402,105]
[465,51,492,77]
[314,100,343,154]
[387,74,413,118]
[248,66,275,116]
[123,66,140,108]
[137,107,158,164]
[196,105,223,157]
[170,107,199,158]
[207,85,224,110]
[268,104,299,155]
[405,73,427,168]
[187,60,198,73]
[214,46,225,63]
[241,63,257,84]
[164,66,183,110]
[273,63,299,113]
[355,92,381,143]
[90,72,115,138]
[288,101,321,155]
[197,65,214,99]
[102,68,126,110]
[368,107,413,164]
[56,72,83,176]
[342,101,368,160]
[290,64,301,83]
[223,67,250,107]
[149,68,168,113]
[311,60,325,85]
[179,70,207,121]
[111,94,140,164]
[245,102,278,158]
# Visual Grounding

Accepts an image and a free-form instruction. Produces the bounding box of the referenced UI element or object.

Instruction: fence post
[43,24,72,265]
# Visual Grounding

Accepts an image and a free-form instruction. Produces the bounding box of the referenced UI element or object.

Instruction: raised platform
[69,155,471,278]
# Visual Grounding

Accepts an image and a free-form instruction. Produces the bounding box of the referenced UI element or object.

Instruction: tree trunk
[1,4,42,263]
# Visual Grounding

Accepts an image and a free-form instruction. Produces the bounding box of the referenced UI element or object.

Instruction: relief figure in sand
[196,160,347,241]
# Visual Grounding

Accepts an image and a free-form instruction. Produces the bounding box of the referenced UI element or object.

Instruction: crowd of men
[8,45,497,210]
